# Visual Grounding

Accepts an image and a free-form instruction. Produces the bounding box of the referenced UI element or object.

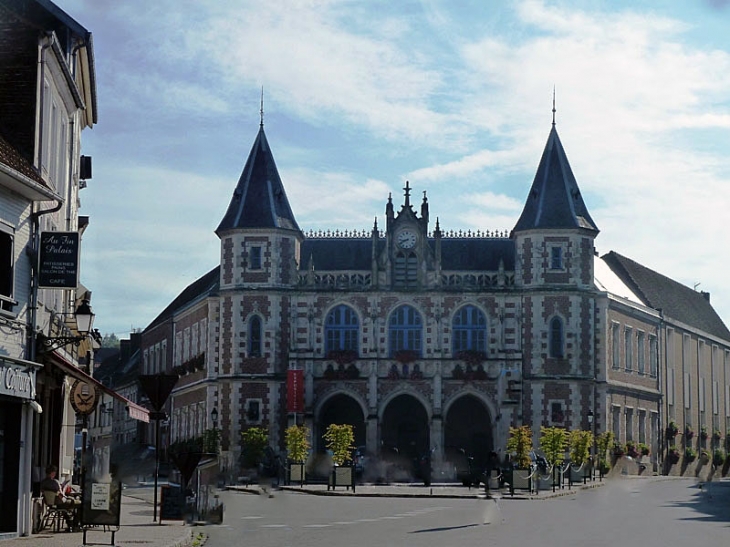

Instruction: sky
[54,0,730,338]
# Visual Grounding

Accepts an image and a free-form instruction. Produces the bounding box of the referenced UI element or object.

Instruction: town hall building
[138,115,730,479]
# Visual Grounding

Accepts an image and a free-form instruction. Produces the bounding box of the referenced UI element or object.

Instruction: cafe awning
[46,356,149,423]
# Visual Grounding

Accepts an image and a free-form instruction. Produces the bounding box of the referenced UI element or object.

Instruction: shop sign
[38,231,80,288]
[0,360,37,400]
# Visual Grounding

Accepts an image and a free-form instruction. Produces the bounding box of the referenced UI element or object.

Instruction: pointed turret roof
[216,125,300,235]
[513,126,598,233]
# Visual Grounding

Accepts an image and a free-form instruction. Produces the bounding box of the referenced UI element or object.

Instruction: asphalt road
[206,478,730,547]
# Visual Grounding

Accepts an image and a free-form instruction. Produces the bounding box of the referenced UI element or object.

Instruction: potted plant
[685,447,697,462]
[612,442,625,458]
[506,425,533,493]
[625,440,639,458]
[323,423,355,490]
[666,421,679,439]
[712,429,722,443]
[240,427,269,480]
[595,431,615,475]
[668,445,680,464]
[712,449,725,467]
[539,426,567,489]
[568,430,594,483]
[685,426,695,440]
[285,425,310,484]
[700,426,709,441]
[638,443,650,457]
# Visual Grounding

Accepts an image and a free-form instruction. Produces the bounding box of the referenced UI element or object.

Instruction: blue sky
[57,0,730,337]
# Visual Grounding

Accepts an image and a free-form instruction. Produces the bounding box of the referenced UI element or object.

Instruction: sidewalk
[1,493,197,547]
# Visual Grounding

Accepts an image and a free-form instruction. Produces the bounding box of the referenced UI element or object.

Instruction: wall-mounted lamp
[211,407,218,429]
[587,410,594,424]
[40,299,98,352]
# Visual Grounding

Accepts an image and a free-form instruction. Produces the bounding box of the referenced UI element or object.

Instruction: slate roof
[602,251,730,340]
[216,125,301,235]
[0,134,46,185]
[144,266,219,332]
[514,126,598,233]
[299,238,515,271]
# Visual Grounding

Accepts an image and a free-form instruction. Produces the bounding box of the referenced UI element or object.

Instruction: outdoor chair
[40,491,74,532]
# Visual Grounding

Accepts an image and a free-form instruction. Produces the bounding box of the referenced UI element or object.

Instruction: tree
[101,333,120,348]
[285,425,310,463]
[540,426,568,467]
[569,430,594,466]
[506,425,533,469]
[323,424,355,466]
[240,427,268,469]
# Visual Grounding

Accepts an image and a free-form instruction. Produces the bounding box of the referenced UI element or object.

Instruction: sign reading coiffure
[38,231,79,288]
[0,360,37,400]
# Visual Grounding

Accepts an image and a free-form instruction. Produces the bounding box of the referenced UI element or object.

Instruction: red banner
[287,369,304,413]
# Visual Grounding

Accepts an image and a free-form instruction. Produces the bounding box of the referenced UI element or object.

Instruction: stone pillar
[366,416,379,455]
[430,415,443,467]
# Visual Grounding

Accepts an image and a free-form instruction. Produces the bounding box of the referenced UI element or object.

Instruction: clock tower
[381,181,437,289]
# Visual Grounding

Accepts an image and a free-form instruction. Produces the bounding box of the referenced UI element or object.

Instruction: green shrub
[285,425,310,463]
[240,427,269,468]
[569,430,593,466]
[540,426,567,467]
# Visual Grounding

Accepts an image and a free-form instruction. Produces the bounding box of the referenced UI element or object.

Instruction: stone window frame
[246,398,262,424]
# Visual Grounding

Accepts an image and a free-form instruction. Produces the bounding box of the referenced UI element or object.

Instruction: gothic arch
[314,390,367,450]
[443,392,494,472]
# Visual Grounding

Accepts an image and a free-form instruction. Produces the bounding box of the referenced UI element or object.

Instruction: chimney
[701,291,710,303]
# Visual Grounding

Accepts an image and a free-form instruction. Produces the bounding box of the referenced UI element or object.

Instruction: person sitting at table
[41,465,81,530]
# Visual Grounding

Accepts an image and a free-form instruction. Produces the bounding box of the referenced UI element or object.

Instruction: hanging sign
[38,231,79,288]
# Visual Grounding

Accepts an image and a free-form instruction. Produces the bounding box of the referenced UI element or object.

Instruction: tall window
[649,335,658,377]
[624,328,633,371]
[549,317,564,358]
[452,305,487,354]
[249,316,262,357]
[0,227,14,312]
[550,246,563,269]
[250,246,262,270]
[612,323,620,369]
[389,305,422,356]
[637,331,645,374]
[325,305,359,353]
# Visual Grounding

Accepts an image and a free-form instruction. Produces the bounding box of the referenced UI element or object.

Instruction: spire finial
[260,86,264,128]
[552,86,556,128]
[404,180,411,207]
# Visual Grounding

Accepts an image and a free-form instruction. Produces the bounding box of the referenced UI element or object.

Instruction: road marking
[303,524,332,528]
[381,516,403,520]
[241,516,264,519]
[261,524,289,528]
[332,521,355,525]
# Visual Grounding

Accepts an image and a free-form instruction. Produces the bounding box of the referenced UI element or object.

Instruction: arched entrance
[380,394,430,462]
[444,395,493,476]
[316,394,366,451]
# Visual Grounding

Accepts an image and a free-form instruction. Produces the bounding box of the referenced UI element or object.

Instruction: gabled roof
[144,266,219,332]
[216,125,300,235]
[602,251,730,340]
[514,126,598,233]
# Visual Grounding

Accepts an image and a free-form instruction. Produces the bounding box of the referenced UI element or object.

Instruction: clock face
[397,229,417,249]
[70,379,98,415]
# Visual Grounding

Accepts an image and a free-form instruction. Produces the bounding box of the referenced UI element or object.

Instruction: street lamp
[40,299,99,351]
[587,410,595,480]
[211,407,218,429]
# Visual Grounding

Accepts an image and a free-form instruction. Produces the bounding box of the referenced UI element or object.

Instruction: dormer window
[550,246,563,270]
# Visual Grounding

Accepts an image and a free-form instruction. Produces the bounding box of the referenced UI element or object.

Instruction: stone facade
[141,122,730,480]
